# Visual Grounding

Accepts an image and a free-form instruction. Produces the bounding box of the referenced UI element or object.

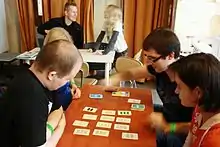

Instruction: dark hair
[143,28,180,58]
[35,40,82,78]
[169,53,220,112]
[64,1,77,11]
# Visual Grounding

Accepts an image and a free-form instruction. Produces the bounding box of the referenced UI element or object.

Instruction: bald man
[0,40,83,147]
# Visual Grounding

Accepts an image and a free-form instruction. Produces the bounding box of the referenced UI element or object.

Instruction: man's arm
[39,114,66,147]
[109,66,154,86]
[165,122,190,134]
[37,19,59,35]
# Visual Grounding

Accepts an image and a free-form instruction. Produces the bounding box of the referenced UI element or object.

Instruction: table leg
[105,63,110,85]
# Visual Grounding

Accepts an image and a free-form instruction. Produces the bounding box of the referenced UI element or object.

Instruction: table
[79,49,115,85]
[57,85,156,147]
[0,53,20,63]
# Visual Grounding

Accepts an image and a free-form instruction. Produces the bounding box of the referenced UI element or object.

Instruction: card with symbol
[114,124,130,131]
[118,110,132,116]
[73,128,90,136]
[93,129,110,137]
[128,98,141,104]
[83,107,97,113]
[131,104,145,111]
[101,110,116,116]
[122,132,138,140]
[96,121,112,129]
[82,114,98,120]
[100,115,115,122]
[72,120,89,127]
[112,91,130,97]
[116,117,131,124]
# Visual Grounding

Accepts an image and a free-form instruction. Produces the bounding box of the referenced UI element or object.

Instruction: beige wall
[0,0,8,53]
[94,0,121,39]
[4,0,20,53]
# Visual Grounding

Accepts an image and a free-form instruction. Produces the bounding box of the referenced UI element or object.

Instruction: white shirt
[102,21,128,53]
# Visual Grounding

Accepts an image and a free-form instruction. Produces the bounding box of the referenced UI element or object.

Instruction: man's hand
[71,84,81,99]
[148,112,169,133]
[45,30,50,34]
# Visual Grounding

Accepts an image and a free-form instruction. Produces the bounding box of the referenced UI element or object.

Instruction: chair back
[115,57,143,73]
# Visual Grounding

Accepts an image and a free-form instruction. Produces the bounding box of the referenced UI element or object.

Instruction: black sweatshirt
[37,16,84,49]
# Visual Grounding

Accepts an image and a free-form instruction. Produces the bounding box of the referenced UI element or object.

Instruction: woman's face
[174,74,200,107]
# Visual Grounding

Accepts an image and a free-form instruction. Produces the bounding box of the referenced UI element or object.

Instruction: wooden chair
[115,57,144,87]
[74,62,97,87]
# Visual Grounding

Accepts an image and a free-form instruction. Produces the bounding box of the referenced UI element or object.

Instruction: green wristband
[170,123,176,133]
[47,123,54,134]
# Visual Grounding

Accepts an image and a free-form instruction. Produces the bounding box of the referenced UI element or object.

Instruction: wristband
[47,123,54,135]
[170,123,176,133]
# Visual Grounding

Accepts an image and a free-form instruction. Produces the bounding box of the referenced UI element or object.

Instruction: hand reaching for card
[148,112,169,133]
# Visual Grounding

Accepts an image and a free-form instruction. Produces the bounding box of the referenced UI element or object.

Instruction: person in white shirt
[93,5,128,64]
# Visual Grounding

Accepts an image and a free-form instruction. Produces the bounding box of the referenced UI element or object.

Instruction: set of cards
[89,94,103,99]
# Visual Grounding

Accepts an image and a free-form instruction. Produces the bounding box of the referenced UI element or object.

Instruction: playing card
[100,115,115,122]
[112,91,130,97]
[72,120,89,127]
[118,111,132,116]
[101,110,116,116]
[131,104,145,111]
[93,129,110,137]
[122,132,138,140]
[128,98,141,104]
[73,128,90,136]
[114,124,130,131]
[89,94,103,99]
[96,121,112,129]
[82,114,98,120]
[116,117,131,124]
[83,107,97,113]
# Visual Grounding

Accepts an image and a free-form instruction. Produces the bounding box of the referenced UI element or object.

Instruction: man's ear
[48,71,57,81]
[64,10,68,16]
[168,52,175,60]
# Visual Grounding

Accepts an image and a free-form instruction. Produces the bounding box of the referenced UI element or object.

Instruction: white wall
[94,0,121,39]
[0,0,8,53]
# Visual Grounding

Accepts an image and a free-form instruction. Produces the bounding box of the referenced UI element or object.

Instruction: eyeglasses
[145,55,163,63]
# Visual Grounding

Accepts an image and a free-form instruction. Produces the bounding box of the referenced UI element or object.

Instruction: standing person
[0,40,83,147]
[37,1,83,49]
[104,28,194,147]
[168,53,220,147]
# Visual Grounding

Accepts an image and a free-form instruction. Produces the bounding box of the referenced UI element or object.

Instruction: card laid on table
[100,115,115,122]
[116,117,131,124]
[73,128,90,136]
[102,110,116,116]
[118,110,132,116]
[112,91,130,97]
[82,114,98,120]
[83,107,97,113]
[128,98,141,104]
[122,132,138,140]
[96,121,112,129]
[114,124,129,131]
[72,120,89,127]
[93,129,110,137]
[131,104,145,111]
[89,94,103,99]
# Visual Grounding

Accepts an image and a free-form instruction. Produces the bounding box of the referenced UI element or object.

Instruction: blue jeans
[157,131,186,147]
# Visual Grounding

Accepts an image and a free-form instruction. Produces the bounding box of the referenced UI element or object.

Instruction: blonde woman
[89,5,128,71]
[44,27,81,110]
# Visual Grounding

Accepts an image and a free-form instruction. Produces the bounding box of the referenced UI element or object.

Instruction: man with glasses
[106,28,194,147]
